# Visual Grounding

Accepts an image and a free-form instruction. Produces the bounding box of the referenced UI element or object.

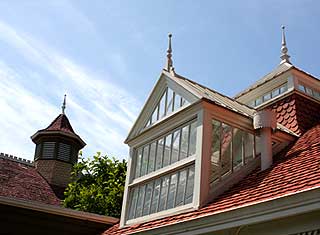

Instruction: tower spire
[61,94,66,114]
[165,33,174,73]
[280,25,291,64]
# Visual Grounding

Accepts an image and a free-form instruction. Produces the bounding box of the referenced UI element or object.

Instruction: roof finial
[280,25,291,64]
[166,33,174,72]
[61,94,66,114]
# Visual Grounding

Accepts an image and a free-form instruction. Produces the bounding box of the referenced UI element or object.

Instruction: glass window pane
[298,84,306,92]
[272,88,280,98]
[171,130,180,164]
[158,176,169,211]
[135,148,142,178]
[244,132,254,163]
[233,128,244,170]
[175,170,187,206]
[148,142,156,173]
[314,91,320,99]
[166,88,174,115]
[306,87,313,95]
[135,185,145,218]
[173,92,181,111]
[167,173,178,209]
[128,187,139,220]
[188,122,197,156]
[255,97,262,106]
[280,83,288,93]
[159,91,166,119]
[221,123,232,176]
[155,138,164,170]
[263,93,271,102]
[140,146,149,176]
[179,126,189,160]
[143,183,153,216]
[151,106,158,124]
[150,179,161,214]
[163,134,172,167]
[211,120,221,183]
[185,166,195,204]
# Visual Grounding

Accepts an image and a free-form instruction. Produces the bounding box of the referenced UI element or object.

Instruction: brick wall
[35,160,73,187]
[268,93,320,135]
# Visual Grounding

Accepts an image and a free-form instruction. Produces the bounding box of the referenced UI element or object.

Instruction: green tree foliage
[63,152,127,218]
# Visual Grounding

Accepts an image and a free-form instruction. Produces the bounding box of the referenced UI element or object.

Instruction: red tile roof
[0,157,61,206]
[105,123,320,234]
[270,93,320,136]
[44,114,76,135]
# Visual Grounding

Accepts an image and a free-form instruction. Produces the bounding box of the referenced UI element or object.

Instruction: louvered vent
[57,143,71,162]
[42,142,56,158]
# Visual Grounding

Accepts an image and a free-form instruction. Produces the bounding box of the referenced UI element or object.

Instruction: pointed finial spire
[165,33,174,72]
[280,25,291,64]
[61,94,66,114]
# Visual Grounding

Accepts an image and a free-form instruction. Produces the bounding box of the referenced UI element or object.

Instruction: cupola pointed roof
[44,113,76,135]
[31,96,86,148]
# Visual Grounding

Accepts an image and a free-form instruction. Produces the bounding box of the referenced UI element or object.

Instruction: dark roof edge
[0,152,33,166]
[0,195,119,225]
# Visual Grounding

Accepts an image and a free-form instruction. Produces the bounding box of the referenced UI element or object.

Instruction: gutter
[0,196,119,225]
[139,186,320,235]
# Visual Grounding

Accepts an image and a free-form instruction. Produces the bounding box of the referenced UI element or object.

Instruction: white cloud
[0,19,141,160]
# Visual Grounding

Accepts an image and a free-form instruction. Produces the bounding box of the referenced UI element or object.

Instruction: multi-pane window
[298,84,320,100]
[211,120,256,185]
[127,165,195,221]
[145,88,190,129]
[133,120,197,179]
[248,83,288,107]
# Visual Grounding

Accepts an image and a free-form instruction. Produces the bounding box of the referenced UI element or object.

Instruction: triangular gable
[125,70,200,143]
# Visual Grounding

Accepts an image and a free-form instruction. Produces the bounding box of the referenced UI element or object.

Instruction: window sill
[129,156,195,186]
[124,203,195,227]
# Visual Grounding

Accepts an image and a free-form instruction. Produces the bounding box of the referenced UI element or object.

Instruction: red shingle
[105,123,320,234]
[44,114,76,135]
[0,158,61,206]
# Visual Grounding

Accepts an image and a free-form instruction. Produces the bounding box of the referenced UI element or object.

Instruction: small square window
[279,84,288,94]
[263,93,271,102]
[298,84,306,92]
[306,87,313,95]
[255,97,262,106]
[271,88,280,98]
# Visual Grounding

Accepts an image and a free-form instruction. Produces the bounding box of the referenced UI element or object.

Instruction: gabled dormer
[120,33,298,228]
[235,26,320,135]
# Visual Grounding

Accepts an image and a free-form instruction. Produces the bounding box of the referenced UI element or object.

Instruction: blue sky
[0,0,320,160]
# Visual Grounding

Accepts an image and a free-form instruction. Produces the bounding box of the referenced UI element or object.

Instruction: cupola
[31,95,86,189]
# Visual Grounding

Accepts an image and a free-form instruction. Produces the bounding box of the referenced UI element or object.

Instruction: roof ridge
[174,72,256,111]
[0,152,33,166]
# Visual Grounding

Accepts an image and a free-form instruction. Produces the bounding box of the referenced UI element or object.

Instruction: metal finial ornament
[280,25,291,64]
[61,94,66,114]
[166,33,174,72]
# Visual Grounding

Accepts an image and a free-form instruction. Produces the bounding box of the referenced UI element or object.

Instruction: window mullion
[172,92,176,112]
[178,128,182,161]
[133,187,140,219]
[165,175,171,209]
[169,133,174,164]
[242,134,245,165]
[173,171,180,207]
[161,137,166,168]
[218,123,222,181]
[164,88,168,116]
[231,127,234,173]
[182,168,189,205]
[186,124,191,157]
[156,178,163,213]
[146,145,151,174]
[147,181,155,215]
